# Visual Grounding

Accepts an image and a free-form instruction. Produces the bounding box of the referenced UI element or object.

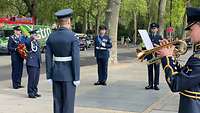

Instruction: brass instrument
[137,40,188,64]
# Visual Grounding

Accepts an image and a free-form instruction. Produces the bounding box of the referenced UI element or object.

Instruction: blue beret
[55,8,73,19]
[185,7,200,30]
[150,23,159,28]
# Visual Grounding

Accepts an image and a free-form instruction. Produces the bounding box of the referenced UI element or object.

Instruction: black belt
[180,90,200,99]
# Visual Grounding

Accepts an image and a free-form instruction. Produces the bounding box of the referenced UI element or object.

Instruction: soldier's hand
[73,80,80,87]
[47,79,52,85]
[156,39,175,57]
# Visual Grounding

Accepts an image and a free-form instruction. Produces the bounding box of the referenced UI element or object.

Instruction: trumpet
[137,40,188,64]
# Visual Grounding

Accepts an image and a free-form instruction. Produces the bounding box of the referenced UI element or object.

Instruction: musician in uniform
[25,30,41,98]
[7,26,26,89]
[94,25,112,86]
[45,8,80,113]
[145,23,162,90]
[156,7,200,113]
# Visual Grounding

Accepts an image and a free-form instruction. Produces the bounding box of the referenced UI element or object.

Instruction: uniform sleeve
[20,36,27,44]
[38,42,42,63]
[94,36,101,57]
[7,37,16,52]
[45,39,53,79]
[94,37,97,57]
[145,54,154,61]
[95,36,102,47]
[72,38,80,81]
[159,35,163,40]
[24,38,31,49]
[161,56,200,92]
[105,37,112,49]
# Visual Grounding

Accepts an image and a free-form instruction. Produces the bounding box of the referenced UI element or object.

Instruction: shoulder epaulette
[194,43,200,52]
[193,53,200,59]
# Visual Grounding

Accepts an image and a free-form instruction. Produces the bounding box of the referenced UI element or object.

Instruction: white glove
[101,42,106,47]
[73,80,80,87]
[47,79,52,84]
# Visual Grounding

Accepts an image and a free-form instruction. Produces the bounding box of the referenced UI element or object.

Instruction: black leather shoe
[28,95,36,98]
[35,94,41,97]
[101,81,107,86]
[94,81,101,85]
[13,87,19,89]
[154,86,160,90]
[13,86,24,89]
[145,85,153,90]
[18,86,24,88]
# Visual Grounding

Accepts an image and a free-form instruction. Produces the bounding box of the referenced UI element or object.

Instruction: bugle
[137,40,188,64]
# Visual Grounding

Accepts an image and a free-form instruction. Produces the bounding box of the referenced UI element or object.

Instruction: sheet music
[138,29,154,50]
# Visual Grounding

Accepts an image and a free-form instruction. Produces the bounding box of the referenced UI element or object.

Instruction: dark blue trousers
[53,81,76,113]
[147,63,160,86]
[96,58,109,82]
[11,53,24,88]
[27,66,40,96]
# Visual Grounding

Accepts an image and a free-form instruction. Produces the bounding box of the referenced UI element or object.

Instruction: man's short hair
[57,17,71,26]
[99,25,107,30]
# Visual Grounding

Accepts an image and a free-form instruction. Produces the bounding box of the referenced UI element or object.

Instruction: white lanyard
[31,40,38,52]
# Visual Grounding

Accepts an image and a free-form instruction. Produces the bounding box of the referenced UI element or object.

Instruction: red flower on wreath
[17,43,27,59]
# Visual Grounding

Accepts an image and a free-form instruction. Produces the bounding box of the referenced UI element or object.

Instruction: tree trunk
[22,0,34,16]
[146,0,152,32]
[21,0,37,23]
[105,0,112,32]
[133,12,137,45]
[31,0,36,17]
[95,3,100,34]
[87,12,91,31]
[158,0,167,38]
[83,11,88,33]
[181,12,187,39]
[95,12,100,34]
[105,0,121,64]
[148,17,152,32]
[181,0,191,39]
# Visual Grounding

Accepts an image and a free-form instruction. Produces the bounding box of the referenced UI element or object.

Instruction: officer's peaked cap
[150,23,159,29]
[55,8,73,19]
[13,26,21,31]
[185,7,200,30]
[29,30,38,34]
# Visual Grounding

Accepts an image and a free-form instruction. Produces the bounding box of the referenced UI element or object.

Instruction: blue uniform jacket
[7,35,27,53]
[45,27,80,82]
[25,39,41,68]
[7,35,27,62]
[94,35,112,59]
[161,44,200,113]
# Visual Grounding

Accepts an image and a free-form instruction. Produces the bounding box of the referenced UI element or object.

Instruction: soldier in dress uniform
[45,8,80,113]
[156,7,200,113]
[25,30,41,98]
[7,26,26,89]
[145,23,162,90]
[94,25,112,86]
